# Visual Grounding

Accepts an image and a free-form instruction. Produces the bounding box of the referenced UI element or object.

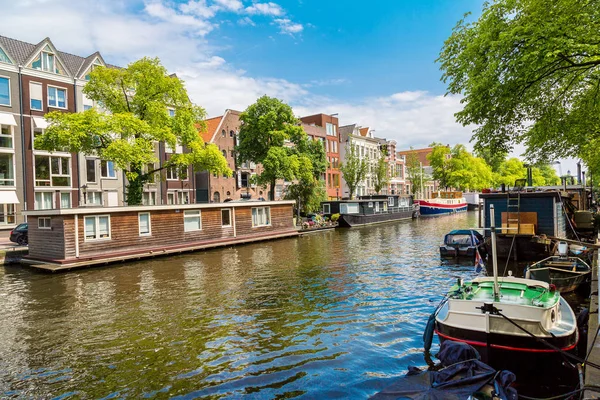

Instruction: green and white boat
[430,205,580,384]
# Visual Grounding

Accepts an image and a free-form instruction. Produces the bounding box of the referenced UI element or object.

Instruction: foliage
[474,147,505,173]
[427,143,452,189]
[285,178,327,215]
[339,142,369,199]
[404,148,423,196]
[330,213,340,222]
[438,0,600,175]
[447,145,494,191]
[536,163,561,186]
[237,96,326,200]
[373,148,389,194]
[39,57,230,205]
[493,158,560,187]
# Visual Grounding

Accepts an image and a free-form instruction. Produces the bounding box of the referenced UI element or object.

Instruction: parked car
[9,223,28,245]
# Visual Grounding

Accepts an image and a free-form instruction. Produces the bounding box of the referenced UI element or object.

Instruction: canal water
[0,212,565,399]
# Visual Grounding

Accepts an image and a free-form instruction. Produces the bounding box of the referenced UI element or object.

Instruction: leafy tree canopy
[427,142,452,189]
[39,57,230,205]
[340,142,368,199]
[237,95,326,200]
[438,0,600,170]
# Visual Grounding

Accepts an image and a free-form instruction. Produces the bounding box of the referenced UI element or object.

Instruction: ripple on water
[0,213,488,398]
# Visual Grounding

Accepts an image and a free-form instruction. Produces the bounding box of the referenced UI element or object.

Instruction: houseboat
[416,191,467,216]
[321,195,417,228]
[21,200,298,271]
[480,191,573,260]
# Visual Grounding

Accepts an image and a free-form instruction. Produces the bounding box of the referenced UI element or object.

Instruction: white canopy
[0,113,17,127]
[0,191,19,204]
[32,116,49,129]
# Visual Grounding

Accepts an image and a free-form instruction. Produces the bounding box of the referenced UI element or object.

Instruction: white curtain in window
[85,217,96,239]
[60,193,70,208]
[98,216,109,238]
[139,213,150,234]
[184,211,200,231]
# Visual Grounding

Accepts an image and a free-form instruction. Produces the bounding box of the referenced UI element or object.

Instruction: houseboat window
[84,215,110,240]
[340,203,359,214]
[375,202,380,213]
[323,204,331,214]
[139,212,151,236]
[368,202,373,208]
[383,202,388,212]
[86,159,96,183]
[34,192,53,210]
[38,217,51,229]
[388,197,394,206]
[252,207,270,227]
[221,209,231,227]
[184,210,201,232]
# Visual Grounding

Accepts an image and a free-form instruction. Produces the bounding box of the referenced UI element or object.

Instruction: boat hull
[417,200,468,216]
[439,245,486,260]
[338,208,416,227]
[527,256,592,293]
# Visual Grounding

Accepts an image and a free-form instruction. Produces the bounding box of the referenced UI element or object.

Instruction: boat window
[447,234,473,245]
[340,203,359,214]
[322,204,330,214]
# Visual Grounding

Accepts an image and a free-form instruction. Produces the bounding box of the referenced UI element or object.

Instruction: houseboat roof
[24,200,296,217]
[479,191,570,199]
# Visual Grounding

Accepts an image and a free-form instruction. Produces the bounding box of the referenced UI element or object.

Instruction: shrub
[331,213,340,222]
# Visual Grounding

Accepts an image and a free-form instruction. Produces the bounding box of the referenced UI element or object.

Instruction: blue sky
[2,0,574,173]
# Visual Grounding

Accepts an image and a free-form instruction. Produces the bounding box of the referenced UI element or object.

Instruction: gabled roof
[199,116,223,143]
[0,35,117,78]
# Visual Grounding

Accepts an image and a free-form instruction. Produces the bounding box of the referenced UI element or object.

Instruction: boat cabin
[321,195,412,217]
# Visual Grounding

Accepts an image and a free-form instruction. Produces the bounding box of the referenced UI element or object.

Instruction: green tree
[536,163,561,186]
[405,148,425,196]
[438,0,600,172]
[237,95,325,201]
[494,158,526,187]
[373,148,389,194]
[39,57,230,205]
[447,145,493,190]
[340,142,368,199]
[427,143,452,189]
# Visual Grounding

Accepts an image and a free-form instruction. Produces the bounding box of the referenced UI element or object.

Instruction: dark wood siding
[28,215,67,259]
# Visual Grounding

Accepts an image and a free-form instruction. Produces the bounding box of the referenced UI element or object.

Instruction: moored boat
[426,205,579,386]
[439,229,487,260]
[416,191,467,216]
[525,242,591,293]
[321,195,418,228]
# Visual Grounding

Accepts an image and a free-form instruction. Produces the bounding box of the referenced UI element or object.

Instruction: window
[48,87,66,108]
[84,215,110,240]
[178,191,189,204]
[143,191,156,206]
[139,212,151,236]
[0,77,9,106]
[84,105,93,111]
[0,48,10,64]
[184,210,201,232]
[0,153,14,187]
[340,203,359,214]
[60,192,71,208]
[241,172,249,188]
[221,129,226,137]
[100,160,116,178]
[221,209,231,227]
[167,192,175,205]
[230,150,234,158]
[251,207,270,227]
[34,156,70,186]
[166,166,178,180]
[323,204,331,214]
[229,130,234,137]
[34,192,53,210]
[375,202,380,213]
[388,197,394,206]
[30,82,42,110]
[0,125,12,149]
[86,159,96,183]
[0,204,15,225]
[326,123,333,136]
[38,217,51,229]
[87,191,102,205]
[168,108,175,117]
[32,49,56,72]
[221,149,226,157]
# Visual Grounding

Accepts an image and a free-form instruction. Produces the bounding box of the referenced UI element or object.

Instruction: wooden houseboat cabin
[480,191,571,260]
[321,195,417,227]
[22,200,297,271]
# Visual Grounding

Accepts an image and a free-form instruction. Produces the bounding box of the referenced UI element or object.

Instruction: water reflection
[1,213,490,398]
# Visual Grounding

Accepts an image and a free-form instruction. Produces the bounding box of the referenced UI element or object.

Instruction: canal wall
[0,247,27,265]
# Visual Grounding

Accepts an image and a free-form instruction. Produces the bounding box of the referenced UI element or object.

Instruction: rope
[495,310,600,371]
[517,385,600,400]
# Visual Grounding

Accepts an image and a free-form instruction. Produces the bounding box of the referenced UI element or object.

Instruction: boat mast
[490,204,500,301]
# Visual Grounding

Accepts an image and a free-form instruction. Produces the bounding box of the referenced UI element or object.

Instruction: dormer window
[31,46,64,74]
[0,48,11,64]
[85,59,104,80]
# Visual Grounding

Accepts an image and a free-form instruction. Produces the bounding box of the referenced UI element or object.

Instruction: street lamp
[81,184,88,205]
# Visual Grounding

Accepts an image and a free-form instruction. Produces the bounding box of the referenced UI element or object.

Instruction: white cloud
[1,0,476,153]
[238,16,256,26]
[214,0,243,12]
[245,2,284,16]
[178,0,218,19]
[274,18,303,35]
